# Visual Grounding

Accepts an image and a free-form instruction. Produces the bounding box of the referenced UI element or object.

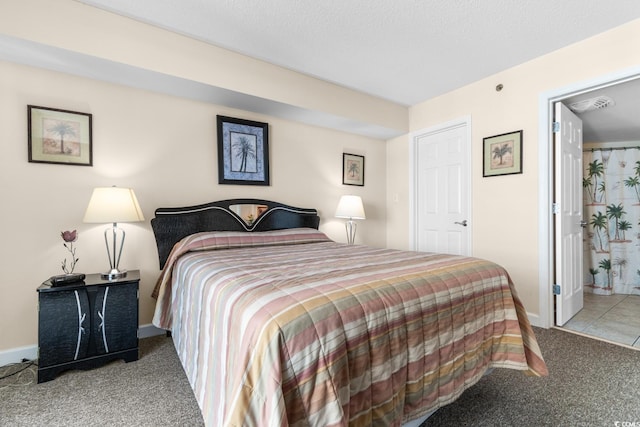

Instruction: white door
[554,102,584,326]
[415,122,470,255]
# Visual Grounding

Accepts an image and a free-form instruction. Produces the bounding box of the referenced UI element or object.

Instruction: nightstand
[36,270,139,383]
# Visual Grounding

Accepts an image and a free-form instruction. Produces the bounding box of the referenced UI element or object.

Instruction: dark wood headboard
[151,199,320,269]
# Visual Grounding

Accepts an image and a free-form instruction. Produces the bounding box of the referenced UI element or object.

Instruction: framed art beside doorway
[28,105,93,166]
[483,130,523,177]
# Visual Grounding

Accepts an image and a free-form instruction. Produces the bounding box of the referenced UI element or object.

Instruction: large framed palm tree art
[28,105,93,166]
[482,130,523,177]
[217,115,270,186]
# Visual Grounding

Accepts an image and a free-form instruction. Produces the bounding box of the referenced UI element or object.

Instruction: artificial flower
[61,230,79,273]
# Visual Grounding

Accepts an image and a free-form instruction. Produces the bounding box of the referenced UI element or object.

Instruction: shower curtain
[583,147,640,295]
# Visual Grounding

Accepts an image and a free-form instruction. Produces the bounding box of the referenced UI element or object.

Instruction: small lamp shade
[83,187,145,224]
[83,187,144,280]
[335,195,366,220]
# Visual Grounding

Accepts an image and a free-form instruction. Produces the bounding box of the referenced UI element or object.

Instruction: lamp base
[345,220,357,245]
[101,269,127,281]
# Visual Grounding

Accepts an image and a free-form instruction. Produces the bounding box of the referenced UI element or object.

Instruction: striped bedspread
[152,228,547,427]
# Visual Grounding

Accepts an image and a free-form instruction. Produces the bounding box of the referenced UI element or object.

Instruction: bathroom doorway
[549,77,640,349]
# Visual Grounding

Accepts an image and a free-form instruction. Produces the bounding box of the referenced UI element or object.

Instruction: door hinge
[553,284,561,295]
[552,203,560,214]
[552,121,560,132]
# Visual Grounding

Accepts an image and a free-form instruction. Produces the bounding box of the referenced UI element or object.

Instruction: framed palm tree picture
[28,105,93,166]
[343,153,364,186]
[483,130,523,177]
[217,115,270,186]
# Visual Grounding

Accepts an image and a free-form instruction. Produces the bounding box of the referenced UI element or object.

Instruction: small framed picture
[28,105,93,166]
[483,130,523,177]
[217,115,270,185]
[343,153,365,186]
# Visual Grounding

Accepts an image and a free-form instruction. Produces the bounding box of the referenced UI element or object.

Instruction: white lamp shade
[335,195,366,219]
[83,187,145,223]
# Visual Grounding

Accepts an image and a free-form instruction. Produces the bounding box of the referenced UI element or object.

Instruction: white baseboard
[0,323,167,367]
[138,323,167,338]
[527,312,542,328]
[0,344,37,367]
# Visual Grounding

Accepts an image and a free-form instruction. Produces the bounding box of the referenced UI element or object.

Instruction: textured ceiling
[5,1,637,140]
[564,79,640,142]
[77,0,640,106]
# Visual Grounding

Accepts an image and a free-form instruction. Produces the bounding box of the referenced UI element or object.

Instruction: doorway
[410,116,472,256]
[539,67,640,348]
[561,138,640,348]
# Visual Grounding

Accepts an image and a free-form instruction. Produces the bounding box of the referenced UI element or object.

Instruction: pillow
[175,227,331,253]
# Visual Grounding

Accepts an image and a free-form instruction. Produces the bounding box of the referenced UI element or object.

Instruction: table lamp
[83,186,144,280]
[335,195,366,245]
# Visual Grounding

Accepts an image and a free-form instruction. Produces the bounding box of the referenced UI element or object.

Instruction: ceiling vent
[568,95,615,113]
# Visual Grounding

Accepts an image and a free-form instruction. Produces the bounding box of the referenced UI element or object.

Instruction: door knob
[454,220,468,227]
[580,220,587,228]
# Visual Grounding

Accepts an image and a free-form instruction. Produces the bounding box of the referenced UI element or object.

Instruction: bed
[150,199,548,427]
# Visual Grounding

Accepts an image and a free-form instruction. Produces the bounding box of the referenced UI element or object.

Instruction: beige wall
[0,60,387,352]
[0,0,406,136]
[0,0,397,354]
[387,18,640,320]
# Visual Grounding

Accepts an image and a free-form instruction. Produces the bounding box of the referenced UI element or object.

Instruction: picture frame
[342,153,365,186]
[217,115,270,186]
[28,105,93,166]
[482,130,523,177]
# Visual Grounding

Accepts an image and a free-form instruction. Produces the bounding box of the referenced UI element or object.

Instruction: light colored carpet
[423,327,640,426]
[0,335,204,426]
[1,327,639,426]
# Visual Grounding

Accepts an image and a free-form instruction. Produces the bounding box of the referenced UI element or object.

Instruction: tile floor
[562,292,640,348]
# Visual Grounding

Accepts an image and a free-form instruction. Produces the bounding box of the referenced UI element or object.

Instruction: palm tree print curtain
[583,148,640,295]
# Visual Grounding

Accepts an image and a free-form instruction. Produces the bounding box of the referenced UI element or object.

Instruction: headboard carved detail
[151,199,320,269]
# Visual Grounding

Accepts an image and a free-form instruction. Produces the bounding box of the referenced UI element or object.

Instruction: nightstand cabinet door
[37,271,140,383]
[38,289,91,367]
[92,283,138,354]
